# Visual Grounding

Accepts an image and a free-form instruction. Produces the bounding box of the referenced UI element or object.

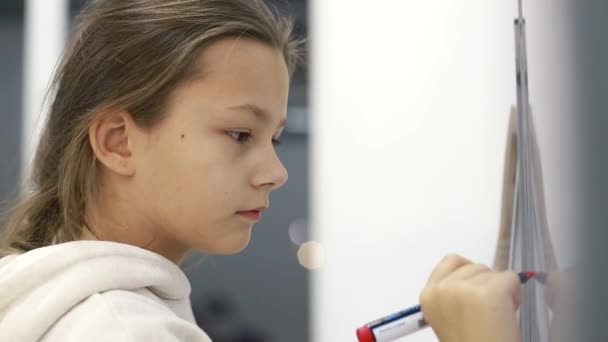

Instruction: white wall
[310,1,578,341]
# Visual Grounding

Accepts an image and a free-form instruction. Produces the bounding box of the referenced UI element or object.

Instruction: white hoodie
[0,240,213,342]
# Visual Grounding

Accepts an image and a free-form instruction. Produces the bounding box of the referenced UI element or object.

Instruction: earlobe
[88,109,137,177]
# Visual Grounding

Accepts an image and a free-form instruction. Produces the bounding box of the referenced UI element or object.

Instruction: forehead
[164,37,290,125]
[189,37,289,95]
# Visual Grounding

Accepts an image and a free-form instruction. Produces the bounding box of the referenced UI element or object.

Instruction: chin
[207,231,252,255]
[224,242,249,254]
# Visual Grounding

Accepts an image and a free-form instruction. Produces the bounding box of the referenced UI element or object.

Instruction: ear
[88,109,137,177]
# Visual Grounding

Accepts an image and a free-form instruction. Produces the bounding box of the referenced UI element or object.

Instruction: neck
[81,189,188,264]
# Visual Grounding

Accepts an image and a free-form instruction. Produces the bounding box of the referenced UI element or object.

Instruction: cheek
[186,164,236,207]
[166,167,238,238]
[138,138,184,189]
[154,142,237,215]
[136,127,246,222]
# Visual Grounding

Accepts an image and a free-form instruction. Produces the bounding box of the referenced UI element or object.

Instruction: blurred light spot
[288,218,308,246]
[297,241,325,270]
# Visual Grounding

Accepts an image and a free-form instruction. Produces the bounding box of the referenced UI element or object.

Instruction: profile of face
[87,38,290,261]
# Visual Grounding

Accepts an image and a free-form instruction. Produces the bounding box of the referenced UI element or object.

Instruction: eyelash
[228,131,282,146]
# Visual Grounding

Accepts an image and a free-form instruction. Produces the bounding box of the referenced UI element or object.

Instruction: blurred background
[1,1,606,341]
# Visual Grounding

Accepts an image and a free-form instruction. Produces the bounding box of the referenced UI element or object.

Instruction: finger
[468,271,522,306]
[491,271,523,307]
[426,254,472,286]
[441,263,492,283]
[502,272,522,305]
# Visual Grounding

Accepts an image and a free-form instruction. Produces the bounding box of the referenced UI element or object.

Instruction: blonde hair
[0,0,304,257]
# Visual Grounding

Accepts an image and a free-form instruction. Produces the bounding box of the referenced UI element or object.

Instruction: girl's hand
[419,254,522,342]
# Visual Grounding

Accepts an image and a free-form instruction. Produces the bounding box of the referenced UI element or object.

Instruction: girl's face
[129,38,290,258]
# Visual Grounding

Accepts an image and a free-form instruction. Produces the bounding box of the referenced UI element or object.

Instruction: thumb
[502,271,523,309]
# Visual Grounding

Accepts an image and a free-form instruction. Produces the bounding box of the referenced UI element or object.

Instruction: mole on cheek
[181,134,185,139]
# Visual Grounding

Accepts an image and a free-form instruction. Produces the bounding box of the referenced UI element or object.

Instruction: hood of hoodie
[0,240,192,341]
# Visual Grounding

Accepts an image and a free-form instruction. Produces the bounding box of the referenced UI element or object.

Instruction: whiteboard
[310,1,579,341]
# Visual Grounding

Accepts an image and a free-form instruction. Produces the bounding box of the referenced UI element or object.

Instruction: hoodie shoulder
[42,289,212,342]
[0,241,209,341]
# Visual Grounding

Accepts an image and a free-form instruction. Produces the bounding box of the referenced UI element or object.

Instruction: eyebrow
[226,104,287,129]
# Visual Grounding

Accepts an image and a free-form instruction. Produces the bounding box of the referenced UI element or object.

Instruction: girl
[0,0,523,341]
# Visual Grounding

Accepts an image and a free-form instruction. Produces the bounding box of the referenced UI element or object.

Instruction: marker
[356,271,546,342]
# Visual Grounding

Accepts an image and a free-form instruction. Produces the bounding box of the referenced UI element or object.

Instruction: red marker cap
[356,326,376,342]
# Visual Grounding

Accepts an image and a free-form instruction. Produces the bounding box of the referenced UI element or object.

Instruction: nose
[252,148,288,191]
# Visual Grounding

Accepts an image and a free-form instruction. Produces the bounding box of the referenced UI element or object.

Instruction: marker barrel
[356,305,429,342]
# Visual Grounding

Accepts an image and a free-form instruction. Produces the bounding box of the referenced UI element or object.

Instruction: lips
[236,206,267,221]
[237,210,262,221]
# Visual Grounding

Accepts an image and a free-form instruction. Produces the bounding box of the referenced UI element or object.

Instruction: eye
[272,138,282,146]
[228,131,252,143]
